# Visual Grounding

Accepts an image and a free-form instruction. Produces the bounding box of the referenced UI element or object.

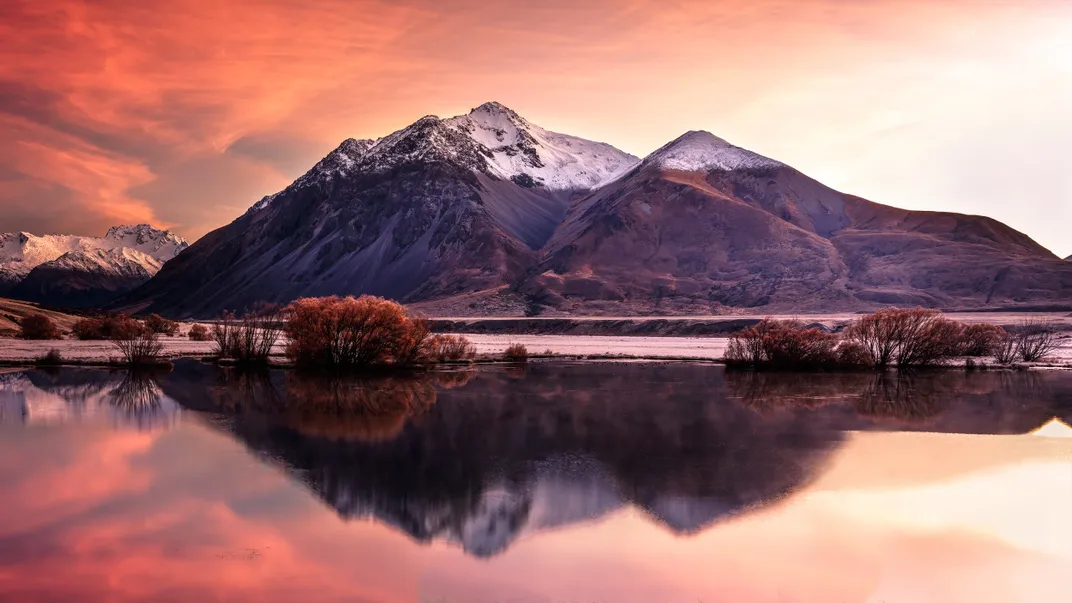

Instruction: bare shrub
[187,323,211,341]
[145,313,180,336]
[1013,318,1059,362]
[285,296,431,369]
[19,313,61,340]
[213,306,282,365]
[994,334,1019,364]
[427,334,477,363]
[503,343,529,363]
[112,331,165,367]
[845,308,963,367]
[959,323,1006,357]
[724,319,839,369]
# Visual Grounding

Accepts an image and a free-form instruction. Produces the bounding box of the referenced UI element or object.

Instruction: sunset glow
[1,0,1069,257]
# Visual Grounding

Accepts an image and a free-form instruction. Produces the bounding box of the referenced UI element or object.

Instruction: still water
[1,361,1070,602]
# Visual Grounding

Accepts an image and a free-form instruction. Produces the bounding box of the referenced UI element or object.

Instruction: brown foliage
[75,315,147,340]
[958,323,1006,357]
[285,296,439,369]
[503,343,529,363]
[844,307,963,367]
[724,319,840,369]
[427,334,477,363]
[187,324,211,341]
[145,313,180,336]
[213,306,282,364]
[19,313,62,340]
[72,317,106,340]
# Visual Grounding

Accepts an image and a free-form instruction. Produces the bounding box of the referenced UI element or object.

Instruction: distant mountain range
[104,102,1071,317]
[0,225,187,308]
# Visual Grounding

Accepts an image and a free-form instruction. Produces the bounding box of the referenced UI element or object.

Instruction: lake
[1,360,1071,602]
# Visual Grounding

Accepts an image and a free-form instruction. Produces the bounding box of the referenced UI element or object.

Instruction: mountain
[526,131,1072,313]
[0,225,188,308]
[117,103,1071,317]
[117,102,638,316]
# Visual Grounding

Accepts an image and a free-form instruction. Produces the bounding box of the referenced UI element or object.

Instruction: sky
[1,0,1070,258]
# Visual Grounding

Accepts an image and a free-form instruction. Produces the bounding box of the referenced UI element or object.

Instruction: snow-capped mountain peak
[103,224,188,258]
[444,102,640,190]
[0,225,188,297]
[648,130,783,172]
[252,102,640,214]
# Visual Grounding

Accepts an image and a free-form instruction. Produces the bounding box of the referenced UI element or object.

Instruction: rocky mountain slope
[0,225,187,308]
[117,103,638,316]
[528,131,1072,313]
[115,103,1071,317]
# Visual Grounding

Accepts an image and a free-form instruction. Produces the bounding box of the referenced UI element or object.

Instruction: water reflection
[0,367,180,429]
[0,362,1071,601]
[152,362,846,556]
[151,362,1070,558]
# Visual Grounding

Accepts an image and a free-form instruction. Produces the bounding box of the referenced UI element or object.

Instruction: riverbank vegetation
[284,296,475,370]
[725,308,1060,370]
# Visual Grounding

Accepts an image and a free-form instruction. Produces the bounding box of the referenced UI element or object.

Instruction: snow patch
[648,130,782,173]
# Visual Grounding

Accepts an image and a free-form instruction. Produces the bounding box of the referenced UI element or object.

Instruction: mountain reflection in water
[150,362,1072,558]
[1,361,1071,602]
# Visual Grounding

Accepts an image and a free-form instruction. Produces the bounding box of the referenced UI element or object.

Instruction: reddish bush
[71,315,147,340]
[845,307,963,367]
[106,316,147,341]
[391,316,433,365]
[72,317,107,340]
[427,334,477,363]
[285,296,434,369]
[187,324,211,341]
[835,341,873,367]
[503,343,529,363]
[19,314,62,340]
[145,313,180,336]
[958,323,1006,357]
[724,319,839,369]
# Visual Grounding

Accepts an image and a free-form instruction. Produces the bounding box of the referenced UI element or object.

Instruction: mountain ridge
[113,103,1072,317]
[0,224,188,308]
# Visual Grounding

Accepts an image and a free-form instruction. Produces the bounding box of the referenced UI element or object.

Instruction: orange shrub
[724,319,840,369]
[285,296,434,369]
[19,314,62,340]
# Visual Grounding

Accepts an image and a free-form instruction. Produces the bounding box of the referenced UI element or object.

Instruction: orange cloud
[0,0,1069,256]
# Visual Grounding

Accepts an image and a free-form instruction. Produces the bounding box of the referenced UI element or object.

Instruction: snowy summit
[647,130,783,172]
[0,224,188,290]
[251,102,639,212]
